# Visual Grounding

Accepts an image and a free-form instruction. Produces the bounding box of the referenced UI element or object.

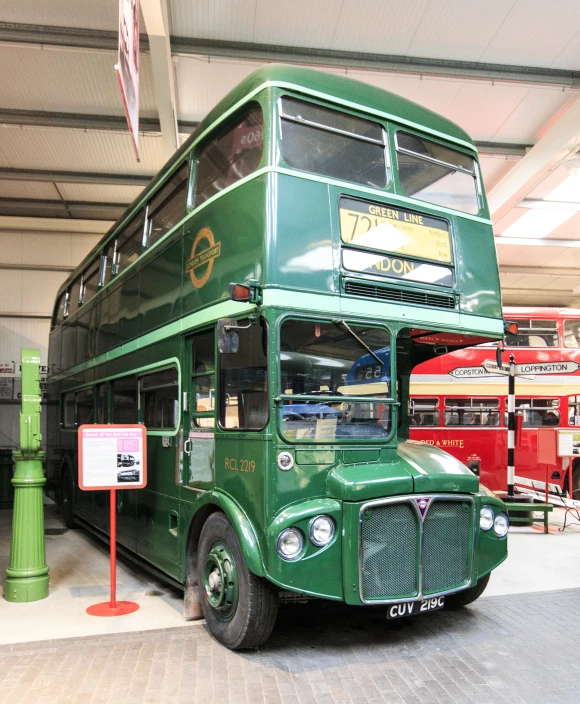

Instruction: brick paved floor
[1,587,579,704]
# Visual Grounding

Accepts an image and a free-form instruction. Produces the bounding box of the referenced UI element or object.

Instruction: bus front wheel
[445,573,490,609]
[197,512,278,650]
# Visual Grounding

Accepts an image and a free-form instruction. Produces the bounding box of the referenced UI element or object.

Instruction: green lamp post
[4,349,49,602]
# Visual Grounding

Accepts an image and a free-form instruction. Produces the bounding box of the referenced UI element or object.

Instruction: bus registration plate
[386,596,445,619]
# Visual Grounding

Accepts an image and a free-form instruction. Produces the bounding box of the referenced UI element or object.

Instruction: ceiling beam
[0,167,152,187]
[487,94,580,222]
[0,109,527,157]
[500,265,580,278]
[0,263,75,273]
[0,108,198,134]
[0,198,127,219]
[476,141,530,158]
[0,312,52,320]
[2,22,580,87]
[0,215,112,234]
[141,0,180,158]
[500,289,580,302]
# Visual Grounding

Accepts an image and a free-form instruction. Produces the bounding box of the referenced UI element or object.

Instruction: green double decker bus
[47,65,508,649]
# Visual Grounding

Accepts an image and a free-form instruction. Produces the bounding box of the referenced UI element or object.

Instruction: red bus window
[504,319,558,348]
[410,398,439,426]
[444,398,499,426]
[507,398,560,427]
[569,396,580,426]
[564,320,580,348]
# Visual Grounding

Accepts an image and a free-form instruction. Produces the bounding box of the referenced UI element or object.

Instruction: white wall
[0,225,103,448]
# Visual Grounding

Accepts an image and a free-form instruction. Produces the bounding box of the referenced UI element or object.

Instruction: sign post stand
[79,424,146,617]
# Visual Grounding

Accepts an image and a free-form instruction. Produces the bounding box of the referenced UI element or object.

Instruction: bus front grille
[360,497,474,602]
[361,503,419,599]
[344,280,456,310]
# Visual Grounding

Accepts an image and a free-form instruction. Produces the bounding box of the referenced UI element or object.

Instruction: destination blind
[339,197,452,264]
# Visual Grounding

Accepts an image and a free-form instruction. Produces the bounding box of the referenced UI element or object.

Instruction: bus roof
[193,64,475,150]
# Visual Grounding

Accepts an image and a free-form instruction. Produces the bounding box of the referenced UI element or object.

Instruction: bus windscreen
[279,320,391,441]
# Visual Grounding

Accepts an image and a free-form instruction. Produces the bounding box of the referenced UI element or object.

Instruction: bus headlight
[494,513,509,537]
[309,516,335,547]
[277,451,294,471]
[276,528,303,560]
[480,506,494,531]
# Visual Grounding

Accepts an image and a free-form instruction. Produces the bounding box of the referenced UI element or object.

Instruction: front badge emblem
[414,497,432,520]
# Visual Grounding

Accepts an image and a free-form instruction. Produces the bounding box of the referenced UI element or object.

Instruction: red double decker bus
[410,307,580,494]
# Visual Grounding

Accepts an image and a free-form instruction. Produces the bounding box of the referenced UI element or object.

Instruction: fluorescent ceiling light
[501,175,580,239]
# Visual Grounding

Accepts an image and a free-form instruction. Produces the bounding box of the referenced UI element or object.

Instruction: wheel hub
[203,541,239,621]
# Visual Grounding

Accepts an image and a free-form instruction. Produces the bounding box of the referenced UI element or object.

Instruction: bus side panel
[105,274,140,351]
[181,178,268,316]
[271,174,336,294]
[138,235,183,338]
[215,434,268,560]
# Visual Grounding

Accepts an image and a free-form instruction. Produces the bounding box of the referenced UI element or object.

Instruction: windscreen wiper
[333,319,383,366]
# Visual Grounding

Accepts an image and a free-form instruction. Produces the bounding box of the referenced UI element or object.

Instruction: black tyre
[60,468,77,529]
[197,512,278,650]
[445,573,490,609]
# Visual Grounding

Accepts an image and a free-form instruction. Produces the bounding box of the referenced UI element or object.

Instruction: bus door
[136,368,181,576]
[182,330,216,491]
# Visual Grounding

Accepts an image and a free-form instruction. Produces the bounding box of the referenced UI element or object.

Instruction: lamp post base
[86,601,140,617]
[4,574,49,603]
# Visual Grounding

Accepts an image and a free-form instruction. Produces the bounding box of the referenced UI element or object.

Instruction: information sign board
[557,429,580,458]
[78,424,147,490]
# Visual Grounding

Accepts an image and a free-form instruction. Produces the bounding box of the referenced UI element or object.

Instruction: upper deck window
[53,291,67,327]
[80,260,100,305]
[564,320,580,348]
[115,210,146,274]
[147,163,189,246]
[280,97,386,190]
[396,132,480,215]
[66,278,81,318]
[194,104,264,206]
[505,319,559,348]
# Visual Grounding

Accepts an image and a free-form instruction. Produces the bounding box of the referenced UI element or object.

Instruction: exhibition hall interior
[2,1,580,702]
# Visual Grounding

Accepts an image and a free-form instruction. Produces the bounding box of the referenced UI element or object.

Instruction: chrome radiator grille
[359,496,474,602]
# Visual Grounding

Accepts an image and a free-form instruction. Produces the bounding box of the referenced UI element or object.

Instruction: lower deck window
[113,376,138,424]
[219,319,268,430]
[444,398,499,426]
[511,398,559,427]
[410,398,439,426]
[141,368,178,429]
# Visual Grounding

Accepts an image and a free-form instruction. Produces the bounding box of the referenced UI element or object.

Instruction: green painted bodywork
[46,65,507,608]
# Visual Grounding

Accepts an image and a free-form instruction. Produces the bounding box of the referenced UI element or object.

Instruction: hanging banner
[116,0,140,160]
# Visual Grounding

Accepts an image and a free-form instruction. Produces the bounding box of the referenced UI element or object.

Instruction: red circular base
[86,601,140,617]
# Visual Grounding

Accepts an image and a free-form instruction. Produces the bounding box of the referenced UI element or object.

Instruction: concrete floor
[0,502,190,645]
[1,501,580,702]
